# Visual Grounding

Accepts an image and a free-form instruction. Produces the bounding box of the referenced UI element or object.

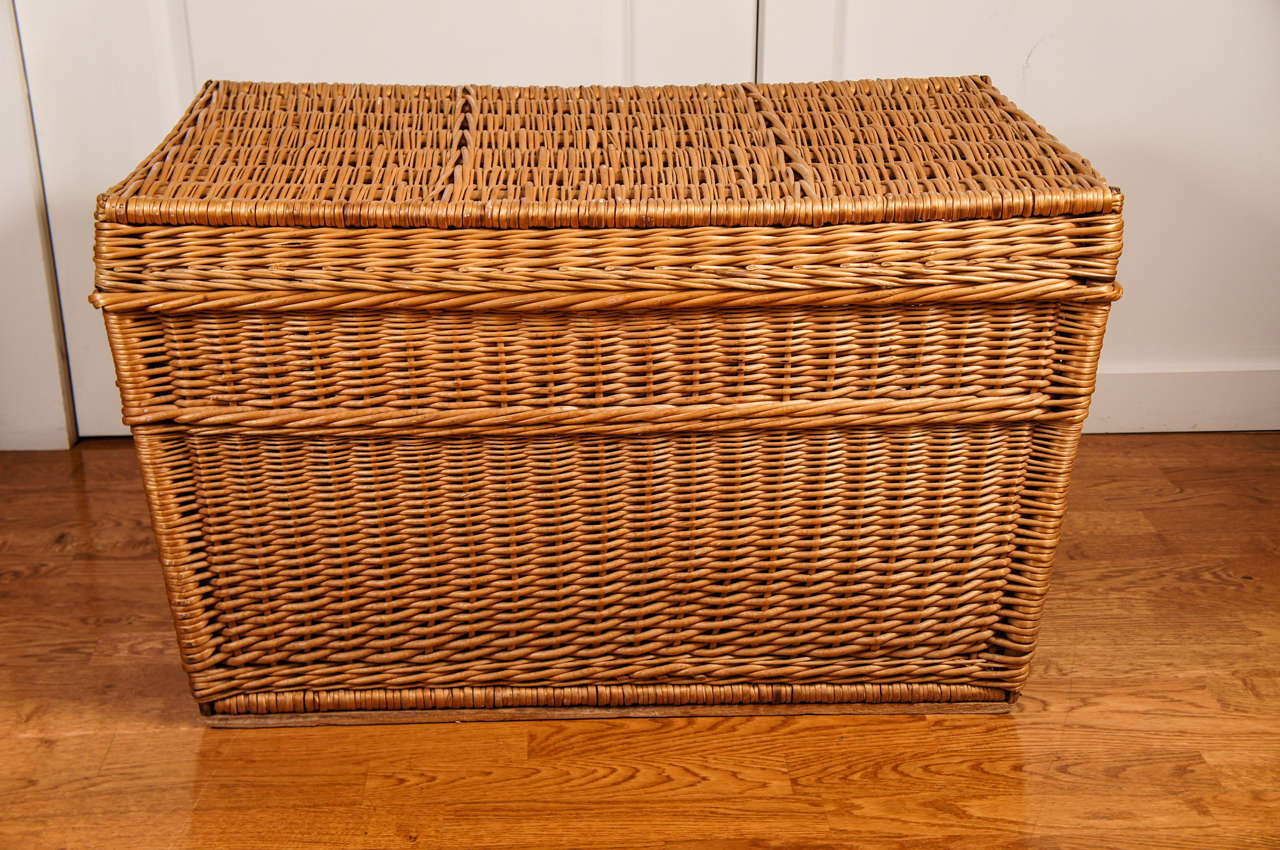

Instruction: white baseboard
[1086,369,1280,433]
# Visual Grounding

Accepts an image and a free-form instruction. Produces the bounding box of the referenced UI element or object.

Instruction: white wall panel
[185,0,631,86]
[0,0,72,449]
[761,0,1280,431]
[757,0,842,83]
[186,0,757,87]
[16,0,196,437]
[631,0,756,84]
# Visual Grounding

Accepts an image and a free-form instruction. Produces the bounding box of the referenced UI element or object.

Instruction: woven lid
[97,75,1115,229]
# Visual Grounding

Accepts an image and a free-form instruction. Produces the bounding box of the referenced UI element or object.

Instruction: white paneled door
[17,0,756,437]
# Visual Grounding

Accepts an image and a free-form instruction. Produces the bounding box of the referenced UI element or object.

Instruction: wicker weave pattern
[98,76,1112,228]
[137,425,1033,700]
[206,683,1011,714]
[94,214,1122,291]
[96,77,1120,716]
[106,303,1059,412]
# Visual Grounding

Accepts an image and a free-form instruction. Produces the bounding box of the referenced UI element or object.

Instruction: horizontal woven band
[92,281,1121,313]
[121,394,1067,431]
[191,652,1020,701]
[93,214,1123,292]
[207,682,1011,714]
[102,188,1122,229]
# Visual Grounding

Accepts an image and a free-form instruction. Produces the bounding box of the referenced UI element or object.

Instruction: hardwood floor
[1,433,1277,848]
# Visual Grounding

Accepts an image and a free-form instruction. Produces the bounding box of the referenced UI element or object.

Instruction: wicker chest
[93,76,1122,721]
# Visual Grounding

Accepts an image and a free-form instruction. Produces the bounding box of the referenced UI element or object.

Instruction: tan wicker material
[93,76,1121,719]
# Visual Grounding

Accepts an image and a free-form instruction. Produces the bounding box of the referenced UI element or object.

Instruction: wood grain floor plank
[821,788,1242,842]
[182,804,372,850]
[364,754,794,803]
[785,732,1222,794]
[197,724,528,775]
[432,798,834,849]
[1,433,1277,848]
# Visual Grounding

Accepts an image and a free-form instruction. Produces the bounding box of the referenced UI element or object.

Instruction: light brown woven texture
[99,76,1117,229]
[93,76,1122,717]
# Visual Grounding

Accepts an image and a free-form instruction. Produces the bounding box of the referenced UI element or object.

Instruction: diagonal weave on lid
[97,75,1114,229]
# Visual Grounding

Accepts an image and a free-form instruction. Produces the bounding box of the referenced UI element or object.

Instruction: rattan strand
[96,76,1119,716]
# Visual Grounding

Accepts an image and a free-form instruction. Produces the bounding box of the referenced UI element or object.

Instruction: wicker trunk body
[93,76,1122,721]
